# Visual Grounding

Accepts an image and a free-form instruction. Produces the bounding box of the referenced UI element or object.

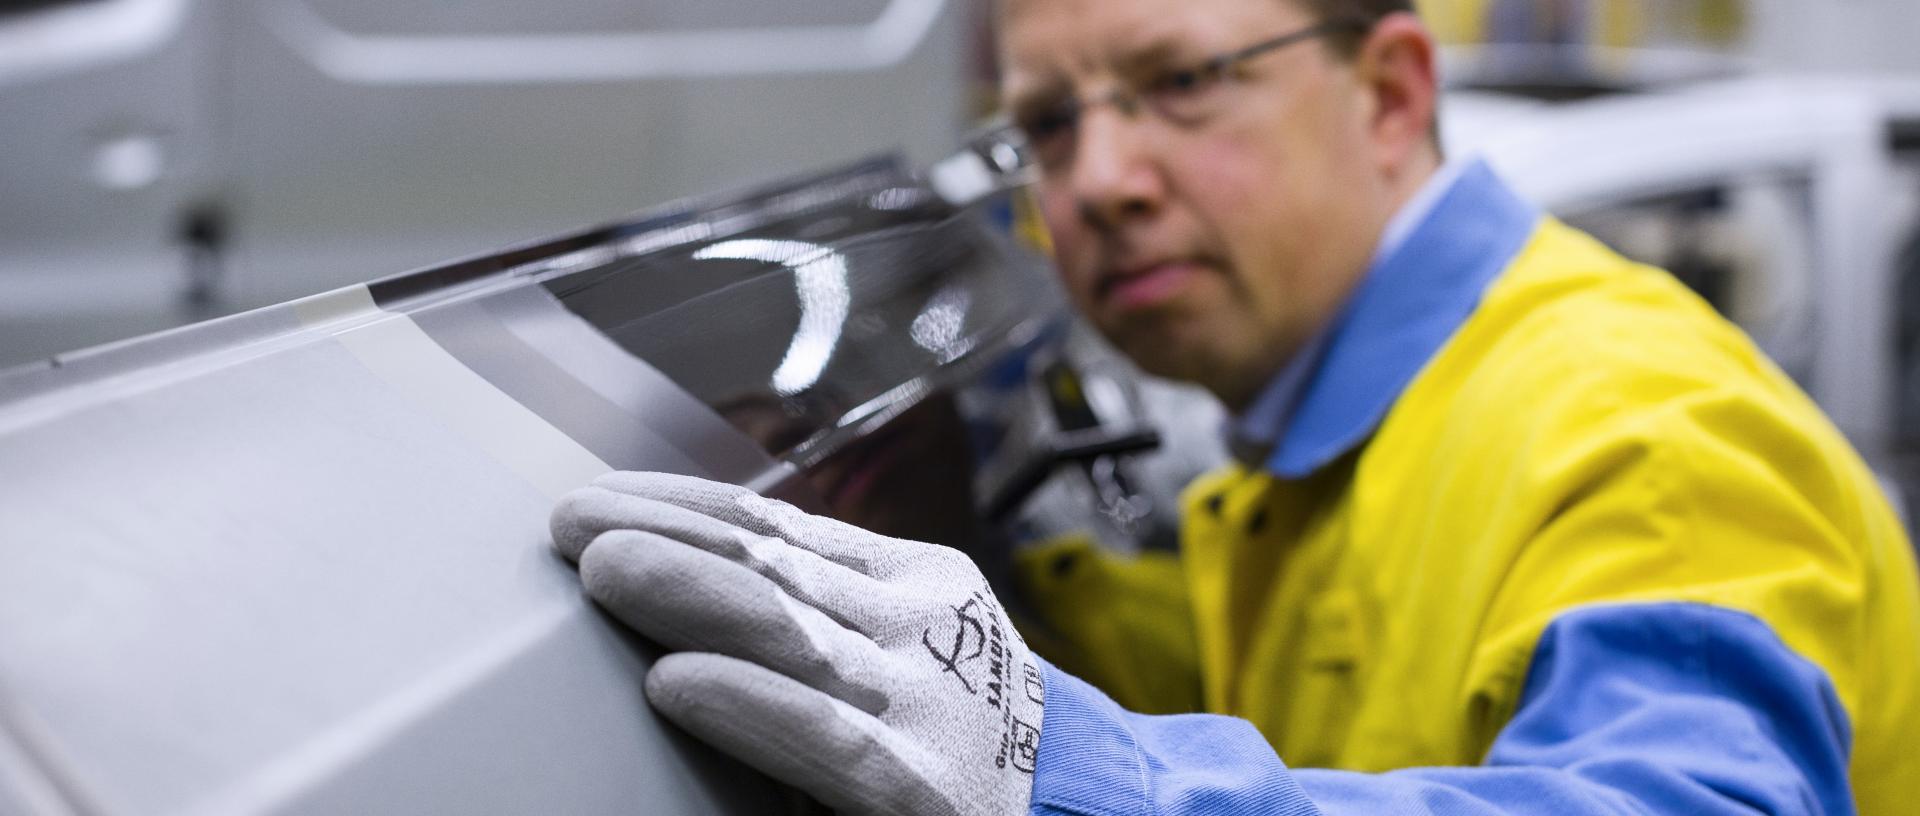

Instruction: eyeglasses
[996,18,1370,173]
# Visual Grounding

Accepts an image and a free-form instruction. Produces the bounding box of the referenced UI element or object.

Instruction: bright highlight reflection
[692,239,850,396]
[910,286,972,363]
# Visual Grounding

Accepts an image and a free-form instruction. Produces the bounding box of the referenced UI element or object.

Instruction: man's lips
[1097,260,1203,312]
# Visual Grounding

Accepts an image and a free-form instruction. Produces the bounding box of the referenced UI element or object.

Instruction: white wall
[1744,0,1920,74]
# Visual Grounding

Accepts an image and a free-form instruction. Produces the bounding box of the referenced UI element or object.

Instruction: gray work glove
[550,471,1045,816]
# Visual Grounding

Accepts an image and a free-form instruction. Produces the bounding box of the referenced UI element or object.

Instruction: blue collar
[1228,158,1539,478]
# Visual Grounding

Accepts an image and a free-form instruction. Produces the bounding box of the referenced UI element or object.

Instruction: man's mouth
[1097,260,1204,312]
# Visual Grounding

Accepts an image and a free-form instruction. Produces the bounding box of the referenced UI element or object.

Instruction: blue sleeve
[1028,603,1854,816]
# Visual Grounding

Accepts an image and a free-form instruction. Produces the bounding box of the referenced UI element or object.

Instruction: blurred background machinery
[0,0,978,365]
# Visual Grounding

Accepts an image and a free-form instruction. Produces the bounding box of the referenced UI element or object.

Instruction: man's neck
[1220,146,1458,452]
[1369,148,1453,270]
[1382,146,1445,236]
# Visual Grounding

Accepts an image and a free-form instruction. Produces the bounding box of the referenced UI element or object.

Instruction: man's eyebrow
[1000,31,1197,113]
[1004,75,1072,116]
[1111,34,1193,75]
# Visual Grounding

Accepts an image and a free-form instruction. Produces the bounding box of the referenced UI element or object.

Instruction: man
[549,0,1920,813]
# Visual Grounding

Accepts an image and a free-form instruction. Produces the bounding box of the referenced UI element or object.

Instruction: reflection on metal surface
[544,156,1063,475]
[910,286,972,364]
[930,122,1038,206]
[692,240,851,396]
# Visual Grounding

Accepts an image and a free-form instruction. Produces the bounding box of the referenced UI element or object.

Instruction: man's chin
[1112,330,1214,385]
[1101,324,1262,404]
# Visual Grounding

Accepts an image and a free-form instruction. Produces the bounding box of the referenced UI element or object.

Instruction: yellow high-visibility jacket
[1018,160,1920,814]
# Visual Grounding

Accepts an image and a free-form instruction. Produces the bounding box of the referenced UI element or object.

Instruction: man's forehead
[998,0,1310,87]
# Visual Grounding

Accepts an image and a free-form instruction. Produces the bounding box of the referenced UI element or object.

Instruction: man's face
[1001,0,1392,409]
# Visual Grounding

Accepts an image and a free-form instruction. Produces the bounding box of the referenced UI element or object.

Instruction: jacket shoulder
[1400,218,1825,455]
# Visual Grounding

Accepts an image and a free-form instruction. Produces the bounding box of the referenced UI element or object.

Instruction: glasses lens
[1142,65,1227,125]
[1015,105,1078,169]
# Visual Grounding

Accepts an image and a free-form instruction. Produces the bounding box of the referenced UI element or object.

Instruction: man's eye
[1152,67,1212,96]
[1017,106,1077,142]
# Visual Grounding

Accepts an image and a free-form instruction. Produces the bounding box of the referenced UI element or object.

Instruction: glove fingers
[556,486,903,632]
[645,652,962,816]
[581,530,892,713]
[587,471,923,574]
[552,484,688,563]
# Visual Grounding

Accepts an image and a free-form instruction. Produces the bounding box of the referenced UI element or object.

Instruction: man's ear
[1353,12,1440,176]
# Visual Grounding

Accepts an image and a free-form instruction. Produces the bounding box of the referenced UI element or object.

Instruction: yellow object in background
[1012,186,1053,257]
[1695,0,1746,45]
[1417,0,1493,45]
[1595,0,1644,48]
[1417,0,1742,49]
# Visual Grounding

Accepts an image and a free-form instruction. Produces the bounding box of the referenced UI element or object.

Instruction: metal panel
[0,160,1061,814]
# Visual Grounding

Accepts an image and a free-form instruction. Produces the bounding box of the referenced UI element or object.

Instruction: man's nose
[1067,106,1164,232]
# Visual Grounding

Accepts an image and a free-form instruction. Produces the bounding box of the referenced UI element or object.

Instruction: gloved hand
[551,471,1045,816]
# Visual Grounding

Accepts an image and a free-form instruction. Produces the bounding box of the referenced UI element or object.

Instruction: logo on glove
[1008,717,1039,773]
[922,596,989,694]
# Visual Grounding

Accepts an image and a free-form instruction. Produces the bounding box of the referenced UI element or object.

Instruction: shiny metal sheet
[0,156,1062,814]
